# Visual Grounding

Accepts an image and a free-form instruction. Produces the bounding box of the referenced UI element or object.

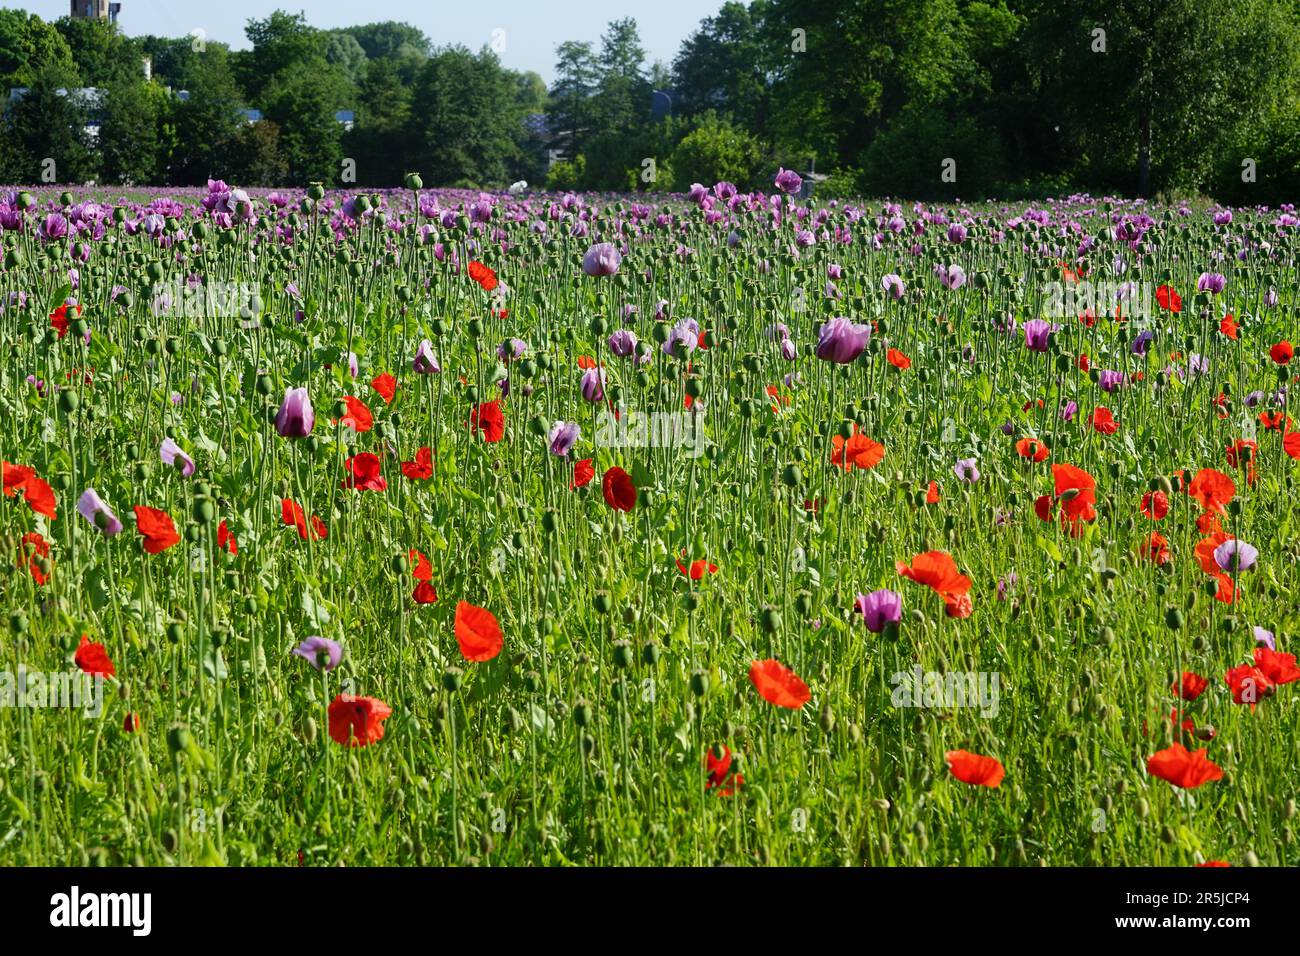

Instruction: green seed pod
[442,667,464,692]
[689,670,710,697]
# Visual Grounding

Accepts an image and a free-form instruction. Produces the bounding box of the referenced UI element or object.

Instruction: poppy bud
[58,390,79,414]
[781,464,802,487]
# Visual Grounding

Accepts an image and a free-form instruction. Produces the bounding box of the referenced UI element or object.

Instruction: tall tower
[70,1,121,23]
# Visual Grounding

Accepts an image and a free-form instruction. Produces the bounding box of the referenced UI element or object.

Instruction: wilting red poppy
[4,462,57,519]
[602,466,636,511]
[217,519,238,555]
[1186,468,1235,514]
[676,553,718,579]
[1270,340,1293,365]
[74,634,115,678]
[1219,314,1238,339]
[705,744,743,796]
[886,348,911,370]
[470,399,505,442]
[20,531,51,584]
[1225,664,1273,705]
[342,453,387,491]
[1139,532,1170,565]
[749,658,811,708]
[1015,437,1050,462]
[454,600,503,662]
[328,694,392,747]
[412,581,438,604]
[1155,285,1182,313]
[1174,671,1209,701]
[945,750,1004,787]
[1091,406,1119,435]
[1147,743,1223,789]
[134,505,179,554]
[1140,490,1169,521]
[281,498,327,541]
[897,550,972,601]
[467,260,498,292]
[1254,647,1300,685]
[830,430,885,471]
[401,446,434,480]
[571,457,595,489]
[336,395,373,433]
[370,373,397,404]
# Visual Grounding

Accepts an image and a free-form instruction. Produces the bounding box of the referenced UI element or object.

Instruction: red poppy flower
[896,550,972,600]
[1139,532,1170,565]
[1258,411,1291,432]
[1174,671,1209,701]
[454,600,504,662]
[49,302,80,339]
[925,480,940,504]
[576,355,597,370]
[1225,439,1257,471]
[412,581,438,604]
[945,750,1004,787]
[1091,406,1119,435]
[705,744,743,796]
[1270,340,1293,365]
[1034,494,1054,523]
[1194,531,1231,575]
[370,373,397,404]
[1186,468,1235,514]
[401,446,434,480]
[1155,285,1182,313]
[1053,463,1097,525]
[328,694,392,747]
[571,457,595,489]
[336,395,373,433]
[467,260,498,292]
[281,498,327,541]
[2,461,34,498]
[749,658,811,708]
[20,474,57,519]
[830,430,885,471]
[217,519,238,555]
[134,505,179,554]
[123,712,141,733]
[1140,491,1168,520]
[1219,314,1238,339]
[1196,511,1223,534]
[1225,664,1273,705]
[1078,352,1090,372]
[342,453,387,491]
[943,592,974,618]
[74,634,116,678]
[1254,647,1300,685]
[1147,743,1222,789]
[675,553,718,579]
[602,466,636,511]
[470,399,505,442]
[1286,431,1300,460]
[1015,437,1049,462]
[20,531,51,584]
[409,548,433,581]
[886,348,911,370]
[1197,862,1230,868]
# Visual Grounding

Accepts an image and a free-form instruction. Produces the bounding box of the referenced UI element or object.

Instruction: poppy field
[1,180,1298,867]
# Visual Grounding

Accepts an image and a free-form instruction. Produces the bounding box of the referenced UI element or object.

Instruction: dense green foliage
[0,2,1297,199]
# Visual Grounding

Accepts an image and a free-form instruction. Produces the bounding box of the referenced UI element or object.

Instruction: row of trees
[1,2,1298,200]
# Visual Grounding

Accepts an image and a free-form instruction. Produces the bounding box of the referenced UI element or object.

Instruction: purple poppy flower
[780,337,798,361]
[1263,287,1278,308]
[935,263,966,290]
[608,329,638,358]
[826,263,844,281]
[293,636,343,672]
[953,458,980,482]
[548,420,580,457]
[815,317,871,364]
[1132,329,1154,356]
[1022,319,1053,352]
[997,573,1018,601]
[1214,538,1258,572]
[413,339,440,375]
[1060,400,1078,422]
[946,223,968,244]
[77,487,122,536]
[275,387,314,438]
[1098,369,1125,393]
[580,366,605,402]
[346,351,359,378]
[582,242,621,277]
[662,318,700,357]
[1213,210,1233,226]
[1253,626,1275,651]
[774,167,803,195]
[855,589,902,633]
[881,273,905,299]
[160,437,195,477]
[497,338,528,362]
[1196,272,1226,294]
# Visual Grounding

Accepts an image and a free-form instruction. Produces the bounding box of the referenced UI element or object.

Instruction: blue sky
[24,0,725,83]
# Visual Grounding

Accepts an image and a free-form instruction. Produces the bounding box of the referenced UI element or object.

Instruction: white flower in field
[509,181,528,195]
